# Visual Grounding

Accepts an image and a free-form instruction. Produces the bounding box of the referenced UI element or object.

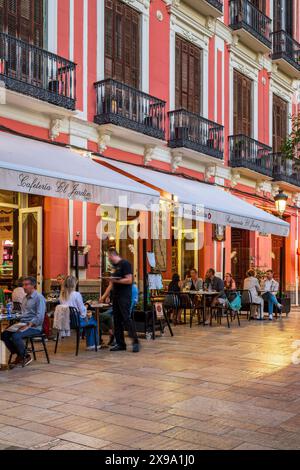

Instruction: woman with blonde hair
[60,275,99,350]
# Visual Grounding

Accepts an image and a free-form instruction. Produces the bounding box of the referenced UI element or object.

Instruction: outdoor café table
[186,290,219,326]
[89,302,111,343]
[0,312,22,368]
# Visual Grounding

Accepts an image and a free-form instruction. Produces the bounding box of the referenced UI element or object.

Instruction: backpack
[228,292,242,312]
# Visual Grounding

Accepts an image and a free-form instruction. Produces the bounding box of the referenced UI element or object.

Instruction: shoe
[132,342,140,353]
[107,335,115,346]
[269,315,273,321]
[110,344,126,352]
[22,355,33,367]
[256,317,264,321]
[10,356,23,366]
[85,345,100,351]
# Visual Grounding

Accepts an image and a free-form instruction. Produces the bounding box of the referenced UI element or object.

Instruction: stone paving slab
[0,309,300,450]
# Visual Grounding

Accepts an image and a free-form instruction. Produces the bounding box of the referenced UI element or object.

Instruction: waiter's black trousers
[113,296,138,348]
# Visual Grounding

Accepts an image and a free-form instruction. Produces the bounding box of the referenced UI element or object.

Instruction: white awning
[0,132,159,208]
[99,159,290,237]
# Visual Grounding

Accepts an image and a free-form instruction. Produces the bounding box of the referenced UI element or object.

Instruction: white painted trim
[253,80,258,140]
[269,88,273,147]
[215,36,225,124]
[47,0,57,54]
[69,0,74,61]
[202,50,208,118]
[141,12,150,93]
[229,64,234,135]
[214,240,217,272]
[97,0,105,81]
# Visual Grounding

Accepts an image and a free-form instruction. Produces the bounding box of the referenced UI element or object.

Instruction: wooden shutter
[175,35,202,114]
[105,0,140,88]
[273,0,282,31]
[233,70,252,136]
[0,0,43,46]
[250,0,266,13]
[273,94,288,152]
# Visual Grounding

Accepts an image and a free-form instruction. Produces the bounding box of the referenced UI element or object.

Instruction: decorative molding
[156,10,164,21]
[49,118,63,140]
[144,145,156,165]
[171,151,183,172]
[292,193,300,208]
[205,165,216,182]
[271,183,280,197]
[231,170,241,187]
[97,129,112,153]
[256,181,267,193]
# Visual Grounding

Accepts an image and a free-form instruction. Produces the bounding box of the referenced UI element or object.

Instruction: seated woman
[165,273,182,325]
[60,276,99,350]
[243,269,264,320]
[224,273,237,302]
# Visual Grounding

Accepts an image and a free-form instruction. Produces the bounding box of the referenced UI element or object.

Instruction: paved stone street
[1,310,300,450]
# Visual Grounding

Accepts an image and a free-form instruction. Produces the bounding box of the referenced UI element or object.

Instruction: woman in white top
[60,275,99,350]
[12,277,26,305]
[243,269,264,319]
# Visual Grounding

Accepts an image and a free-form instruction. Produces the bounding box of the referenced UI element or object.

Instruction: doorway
[231,228,250,288]
[271,235,285,291]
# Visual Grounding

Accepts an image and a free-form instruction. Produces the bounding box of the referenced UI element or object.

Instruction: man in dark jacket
[205,268,225,307]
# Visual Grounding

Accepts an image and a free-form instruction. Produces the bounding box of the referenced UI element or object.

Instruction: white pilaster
[253,80,258,140]
[69,0,74,61]
[97,0,105,81]
[169,22,176,111]
[202,49,209,119]
[141,11,150,93]
[48,0,57,53]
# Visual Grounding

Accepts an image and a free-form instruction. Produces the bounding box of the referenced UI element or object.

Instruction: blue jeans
[1,327,41,357]
[263,292,279,315]
[80,318,98,347]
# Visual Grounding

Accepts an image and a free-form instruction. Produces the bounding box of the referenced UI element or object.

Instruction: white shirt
[263,279,279,294]
[59,291,87,318]
[12,287,26,304]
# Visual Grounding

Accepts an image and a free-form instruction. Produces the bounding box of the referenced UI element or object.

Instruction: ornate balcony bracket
[292,193,300,208]
[171,150,183,173]
[271,183,280,197]
[231,169,241,187]
[144,145,156,166]
[98,130,112,153]
[205,165,216,182]
[49,118,63,141]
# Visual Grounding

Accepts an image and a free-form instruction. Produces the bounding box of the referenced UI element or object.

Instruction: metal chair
[8,331,50,366]
[54,306,98,356]
[240,289,262,320]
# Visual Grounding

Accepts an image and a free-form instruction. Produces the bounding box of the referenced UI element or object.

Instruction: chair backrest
[240,289,251,307]
[69,307,81,329]
[13,301,22,312]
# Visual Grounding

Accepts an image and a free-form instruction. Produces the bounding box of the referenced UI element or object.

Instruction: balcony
[272,30,300,78]
[0,32,76,111]
[229,0,272,53]
[229,135,272,177]
[94,79,166,141]
[183,0,223,18]
[168,109,224,161]
[272,153,300,189]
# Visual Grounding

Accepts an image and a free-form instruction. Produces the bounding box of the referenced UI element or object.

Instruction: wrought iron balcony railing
[206,0,223,12]
[0,32,76,110]
[272,30,300,72]
[94,79,166,140]
[229,135,273,177]
[272,153,300,187]
[168,109,224,160]
[229,0,272,48]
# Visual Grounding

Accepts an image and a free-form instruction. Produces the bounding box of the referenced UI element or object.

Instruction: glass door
[19,207,43,292]
[178,226,199,278]
[116,220,138,282]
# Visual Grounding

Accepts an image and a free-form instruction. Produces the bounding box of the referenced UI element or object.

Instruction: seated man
[1,277,46,367]
[205,268,226,306]
[262,269,282,321]
[187,269,203,291]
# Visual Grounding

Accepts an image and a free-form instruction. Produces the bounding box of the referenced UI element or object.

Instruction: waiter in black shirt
[100,247,139,353]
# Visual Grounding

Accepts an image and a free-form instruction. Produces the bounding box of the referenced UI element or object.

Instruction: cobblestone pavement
[1,310,300,450]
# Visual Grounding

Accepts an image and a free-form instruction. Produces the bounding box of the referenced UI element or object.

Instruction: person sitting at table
[60,275,99,351]
[186,269,203,291]
[1,276,46,368]
[243,269,264,320]
[164,273,182,324]
[12,277,26,308]
[224,273,237,302]
[181,270,191,289]
[205,268,226,306]
[261,269,282,321]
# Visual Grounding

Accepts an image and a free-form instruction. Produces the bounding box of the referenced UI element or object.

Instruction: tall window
[250,0,266,12]
[233,70,252,136]
[273,0,293,34]
[175,35,202,114]
[105,0,140,88]
[0,0,43,46]
[273,94,288,153]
